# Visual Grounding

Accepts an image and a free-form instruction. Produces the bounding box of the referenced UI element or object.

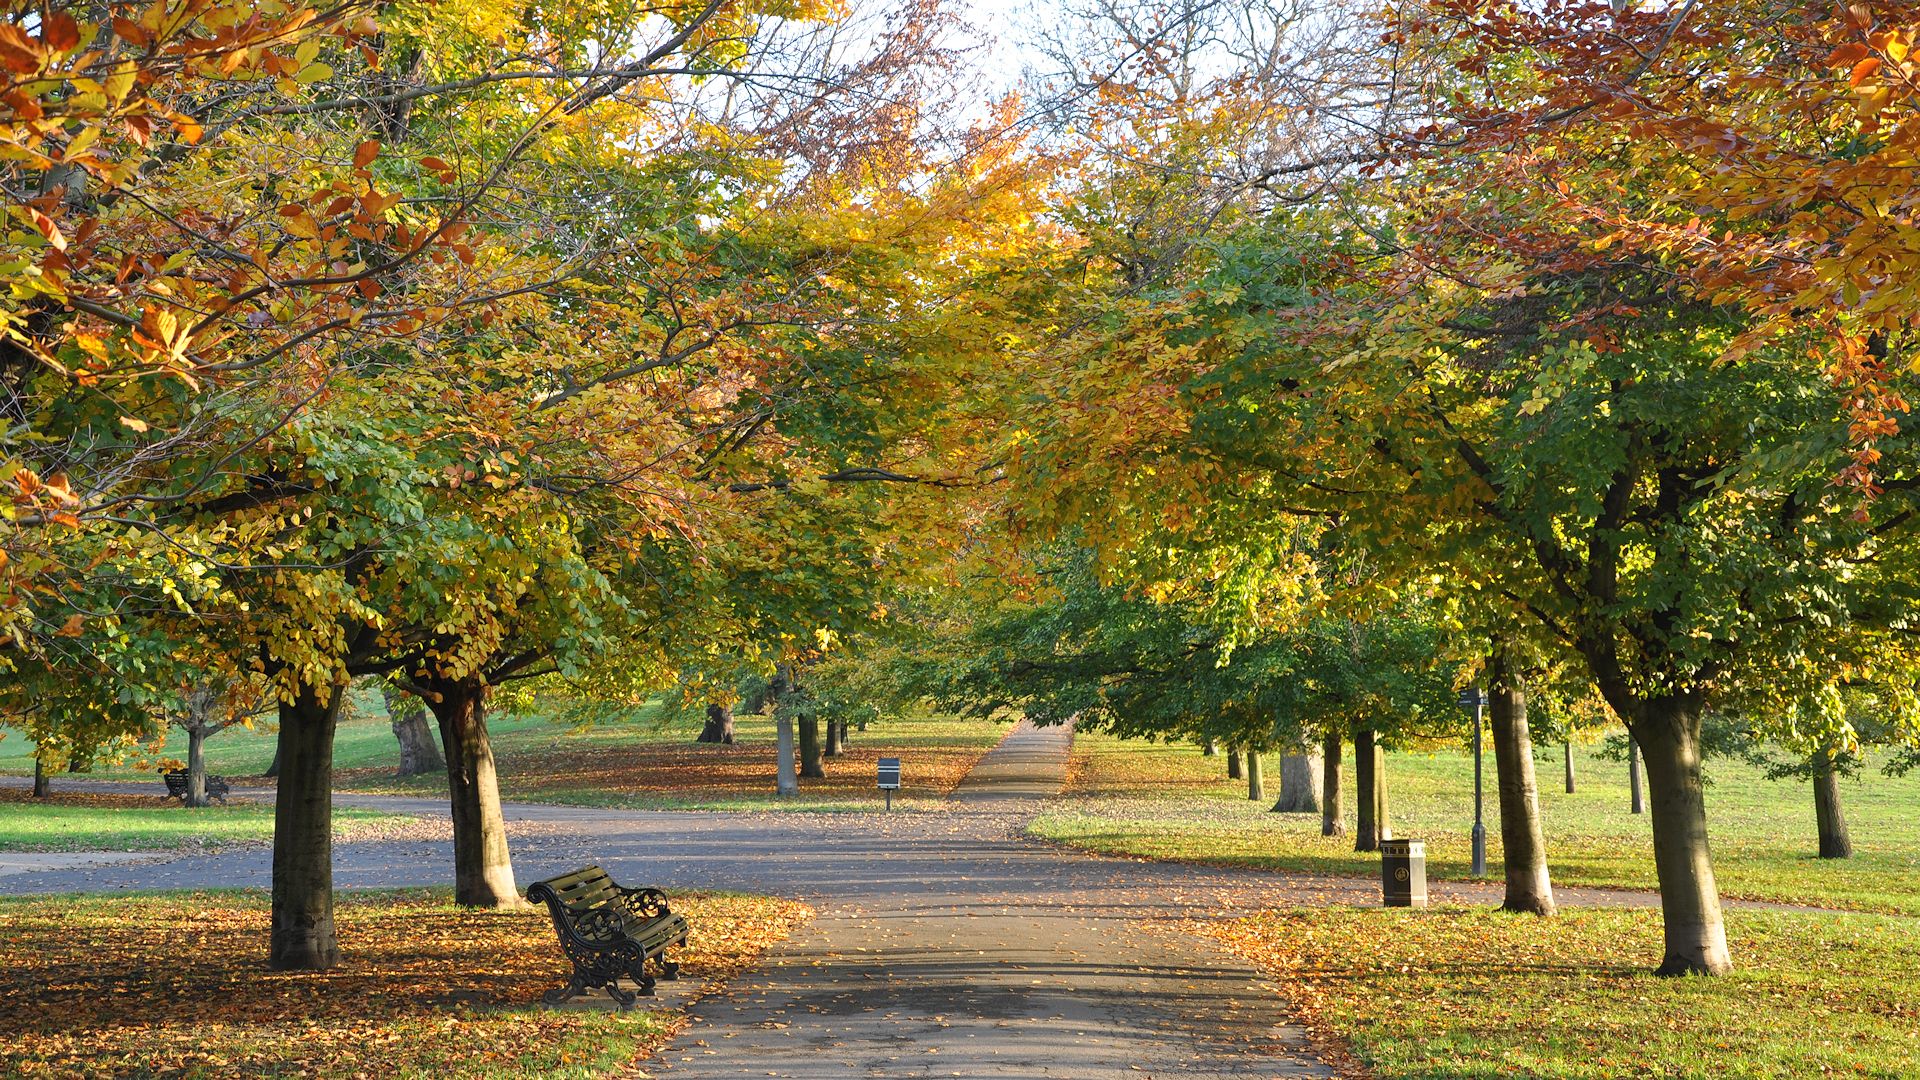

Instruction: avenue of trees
[6,0,1920,980]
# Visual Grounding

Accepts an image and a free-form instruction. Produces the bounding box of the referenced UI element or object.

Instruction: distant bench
[526,865,689,1009]
[161,769,230,804]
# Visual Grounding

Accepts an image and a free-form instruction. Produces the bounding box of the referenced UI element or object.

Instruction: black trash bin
[1380,838,1427,909]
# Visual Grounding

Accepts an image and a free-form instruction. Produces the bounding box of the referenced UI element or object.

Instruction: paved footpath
[2,721,1688,1078]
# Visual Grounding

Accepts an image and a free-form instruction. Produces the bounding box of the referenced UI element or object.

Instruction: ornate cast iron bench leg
[542,972,591,1006]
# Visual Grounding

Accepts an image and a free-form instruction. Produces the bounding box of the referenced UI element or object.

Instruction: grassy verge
[0,790,410,852]
[1032,731,1920,915]
[5,704,1008,812]
[1194,905,1920,1079]
[0,887,810,1079]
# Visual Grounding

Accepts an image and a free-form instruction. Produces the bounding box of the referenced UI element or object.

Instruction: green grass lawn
[1198,905,1920,1079]
[0,797,403,852]
[2,693,1008,812]
[1033,731,1920,914]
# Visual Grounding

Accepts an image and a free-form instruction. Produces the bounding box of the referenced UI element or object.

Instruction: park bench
[161,769,231,804]
[526,865,688,1009]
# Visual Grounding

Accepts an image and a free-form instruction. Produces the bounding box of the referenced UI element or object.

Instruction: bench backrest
[532,865,622,915]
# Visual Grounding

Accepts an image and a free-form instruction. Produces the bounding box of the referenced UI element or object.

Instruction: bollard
[1380,837,1427,909]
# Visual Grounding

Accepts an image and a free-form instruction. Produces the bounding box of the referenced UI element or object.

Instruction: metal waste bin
[1380,838,1427,909]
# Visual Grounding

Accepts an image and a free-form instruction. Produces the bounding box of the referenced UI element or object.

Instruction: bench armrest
[617,885,673,920]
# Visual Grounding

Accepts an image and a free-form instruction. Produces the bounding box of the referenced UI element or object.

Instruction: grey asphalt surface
[1,720,1706,1078]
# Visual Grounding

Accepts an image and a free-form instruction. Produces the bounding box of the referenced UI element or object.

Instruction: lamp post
[1458,687,1488,878]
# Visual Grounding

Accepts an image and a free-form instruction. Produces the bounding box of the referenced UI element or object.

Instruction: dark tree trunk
[1633,702,1733,975]
[1225,748,1243,780]
[423,676,519,908]
[1628,738,1644,814]
[31,755,48,798]
[383,683,445,777]
[1354,728,1379,852]
[1245,751,1265,801]
[1812,747,1852,860]
[185,725,210,808]
[271,680,345,970]
[1564,741,1576,794]
[1202,740,1219,757]
[1320,729,1344,837]
[263,740,282,779]
[697,703,736,745]
[1272,748,1322,813]
[1489,657,1555,915]
[392,711,445,778]
[798,714,825,778]
[824,716,844,756]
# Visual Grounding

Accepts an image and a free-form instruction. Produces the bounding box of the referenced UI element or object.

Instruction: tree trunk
[697,703,736,745]
[383,683,445,777]
[271,680,345,970]
[1354,728,1379,852]
[1633,704,1733,975]
[1489,658,1555,915]
[185,725,210,808]
[1812,747,1853,860]
[263,740,282,779]
[1320,729,1344,837]
[1225,748,1243,780]
[824,716,844,756]
[391,711,445,778]
[1272,749,1322,813]
[1376,744,1391,842]
[31,754,48,798]
[774,712,798,796]
[798,713,825,777]
[1564,741,1576,794]
[424,677,519,909]
[1202,740,1219,757]
[1245,751,1265,801]
[1628,737,1644,814]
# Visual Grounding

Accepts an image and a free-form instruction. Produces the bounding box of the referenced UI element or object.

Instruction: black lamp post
[1458,687,1489,878]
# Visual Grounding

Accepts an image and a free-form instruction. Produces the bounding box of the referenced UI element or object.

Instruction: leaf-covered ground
[1032,732,1920,914]
[0,888,810,1079]
[1194,905,1920,1079]
[0,789,420,853]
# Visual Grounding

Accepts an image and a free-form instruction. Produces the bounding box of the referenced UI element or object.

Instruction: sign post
[877,757,901,810]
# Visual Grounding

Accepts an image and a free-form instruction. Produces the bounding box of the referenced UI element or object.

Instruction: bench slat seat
[527,865,688,1009]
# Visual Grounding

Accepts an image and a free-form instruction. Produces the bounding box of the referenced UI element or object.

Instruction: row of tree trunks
[1272,748,1321,813]
[1320,730,1344,837]
[697,703,735,744]
[1488,655,1555,916]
